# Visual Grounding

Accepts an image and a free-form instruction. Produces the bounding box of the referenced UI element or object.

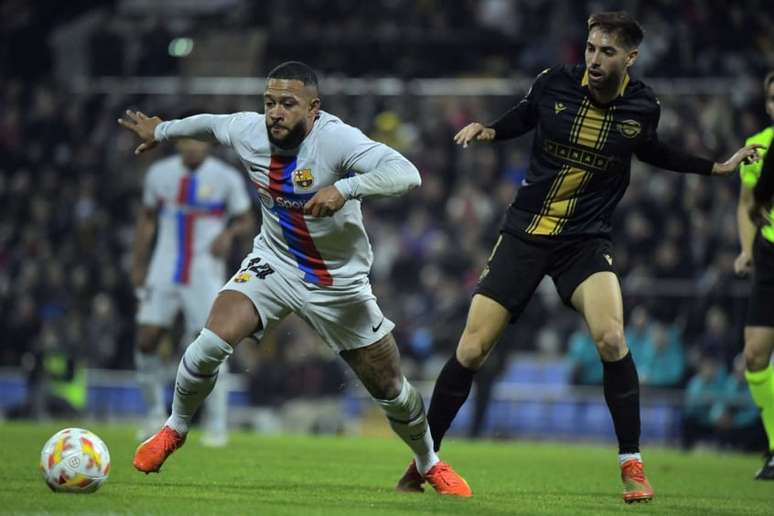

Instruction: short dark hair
[267,61,319,91]
[765,71,774,92]
[587,11,644,49]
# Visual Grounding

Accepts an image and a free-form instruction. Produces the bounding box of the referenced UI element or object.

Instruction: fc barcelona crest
[293,168,314,189]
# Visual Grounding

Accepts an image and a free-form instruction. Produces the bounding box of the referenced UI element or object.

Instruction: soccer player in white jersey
[117,61,471,496]
[132,135,254,446]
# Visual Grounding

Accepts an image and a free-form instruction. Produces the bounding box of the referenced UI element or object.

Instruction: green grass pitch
[1,421,772,515]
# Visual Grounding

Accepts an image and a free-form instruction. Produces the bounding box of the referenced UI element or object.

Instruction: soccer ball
[40,428,111,493]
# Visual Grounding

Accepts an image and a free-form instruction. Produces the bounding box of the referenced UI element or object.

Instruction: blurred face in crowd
[175,138,210,170]
[264,79,320,149]
[585,28,638,100]
[766,80,774,122]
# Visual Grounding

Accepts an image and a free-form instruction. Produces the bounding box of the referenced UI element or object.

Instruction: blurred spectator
[682,356,727,449]
[638,322,686,388]
[710,355,767,452]
[624,305,653,363]
[567,329,601,386]
[8,320,85,420]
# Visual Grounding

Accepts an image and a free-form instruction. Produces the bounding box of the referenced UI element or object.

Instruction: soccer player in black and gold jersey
[736,71,774,480]
[395,11,762,503]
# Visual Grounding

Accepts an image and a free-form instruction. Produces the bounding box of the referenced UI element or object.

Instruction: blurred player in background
[397,11,762,502]
[119,61,471,496]
[736,71,774,480]
[132,134,254,446]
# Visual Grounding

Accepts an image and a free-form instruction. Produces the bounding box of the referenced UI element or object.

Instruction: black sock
[427,355,475,452]
[602,352,640,454]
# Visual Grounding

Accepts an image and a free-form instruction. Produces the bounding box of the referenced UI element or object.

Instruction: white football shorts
[222,247,395,352]
[136,277,221,334]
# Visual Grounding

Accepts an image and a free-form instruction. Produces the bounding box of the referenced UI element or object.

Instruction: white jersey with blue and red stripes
[154,110,421,287]
[143,155,252,287]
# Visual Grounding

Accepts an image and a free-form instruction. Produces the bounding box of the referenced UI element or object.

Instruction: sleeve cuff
[153,122,167,142]
[334,177,357,200]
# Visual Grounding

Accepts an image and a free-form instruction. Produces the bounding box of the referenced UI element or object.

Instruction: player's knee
[743,343,769,372]
[595,328,626,362]
[374,376,403,401]
[456,328,494,370]
[205,292,261,346]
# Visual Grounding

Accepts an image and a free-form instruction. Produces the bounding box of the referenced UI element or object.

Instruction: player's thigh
[135,285,180,339]
[213,252,300,346]
[456,294,512,369]
[570,271,626,360]
[464,232,548,367]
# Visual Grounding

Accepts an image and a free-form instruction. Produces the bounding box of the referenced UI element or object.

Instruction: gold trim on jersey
[526,166,594,235]
[572,101,616,151]
[544,139,611,171]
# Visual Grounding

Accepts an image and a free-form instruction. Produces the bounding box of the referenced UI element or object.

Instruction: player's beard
[598,68,624,97]
[267,120,307,149]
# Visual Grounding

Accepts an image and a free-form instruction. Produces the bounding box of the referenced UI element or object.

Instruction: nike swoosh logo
[372,318,385,332]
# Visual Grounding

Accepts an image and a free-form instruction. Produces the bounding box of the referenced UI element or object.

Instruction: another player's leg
[426,294,510,452]
[571,271,653,503]
[182,285,233,448]
[133,291,261,473]
[134,325,168,441]
[742,326,774,480]
[339,334,471,496]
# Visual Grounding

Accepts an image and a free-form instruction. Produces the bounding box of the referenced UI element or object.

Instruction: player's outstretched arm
[118,110,242,154]
[117,110,163,155]
[711,144,765,176]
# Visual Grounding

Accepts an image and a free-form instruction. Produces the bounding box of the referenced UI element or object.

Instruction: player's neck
[588,84,619,105]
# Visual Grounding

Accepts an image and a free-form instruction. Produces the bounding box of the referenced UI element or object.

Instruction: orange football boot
[133,426,186,474]
[396,460,425,493]
[424,461,472,497]
[621,459,654,503]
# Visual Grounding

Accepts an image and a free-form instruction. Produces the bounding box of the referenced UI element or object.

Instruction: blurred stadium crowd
[1,0,772,447]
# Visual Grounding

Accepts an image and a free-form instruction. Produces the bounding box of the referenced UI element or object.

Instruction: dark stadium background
[1,0,772,449]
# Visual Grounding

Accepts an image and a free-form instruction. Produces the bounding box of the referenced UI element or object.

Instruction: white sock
[619,452,642,466]
[166,328,233,435]
[135,350,166,418]
[374,377,439,476]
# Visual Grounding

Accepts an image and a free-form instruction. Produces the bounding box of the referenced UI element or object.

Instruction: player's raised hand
[453,122,496,148]
[303,186,346,217]
[711,144,765,176]
[117,110,163,155]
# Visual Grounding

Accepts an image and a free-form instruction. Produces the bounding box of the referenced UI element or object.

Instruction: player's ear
[309,96,321,114]
[625,48,639,69]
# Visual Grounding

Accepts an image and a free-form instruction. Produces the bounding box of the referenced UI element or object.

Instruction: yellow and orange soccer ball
[39,428,111,493]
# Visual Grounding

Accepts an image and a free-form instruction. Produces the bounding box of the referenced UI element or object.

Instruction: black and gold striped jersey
[491,64,711,238]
